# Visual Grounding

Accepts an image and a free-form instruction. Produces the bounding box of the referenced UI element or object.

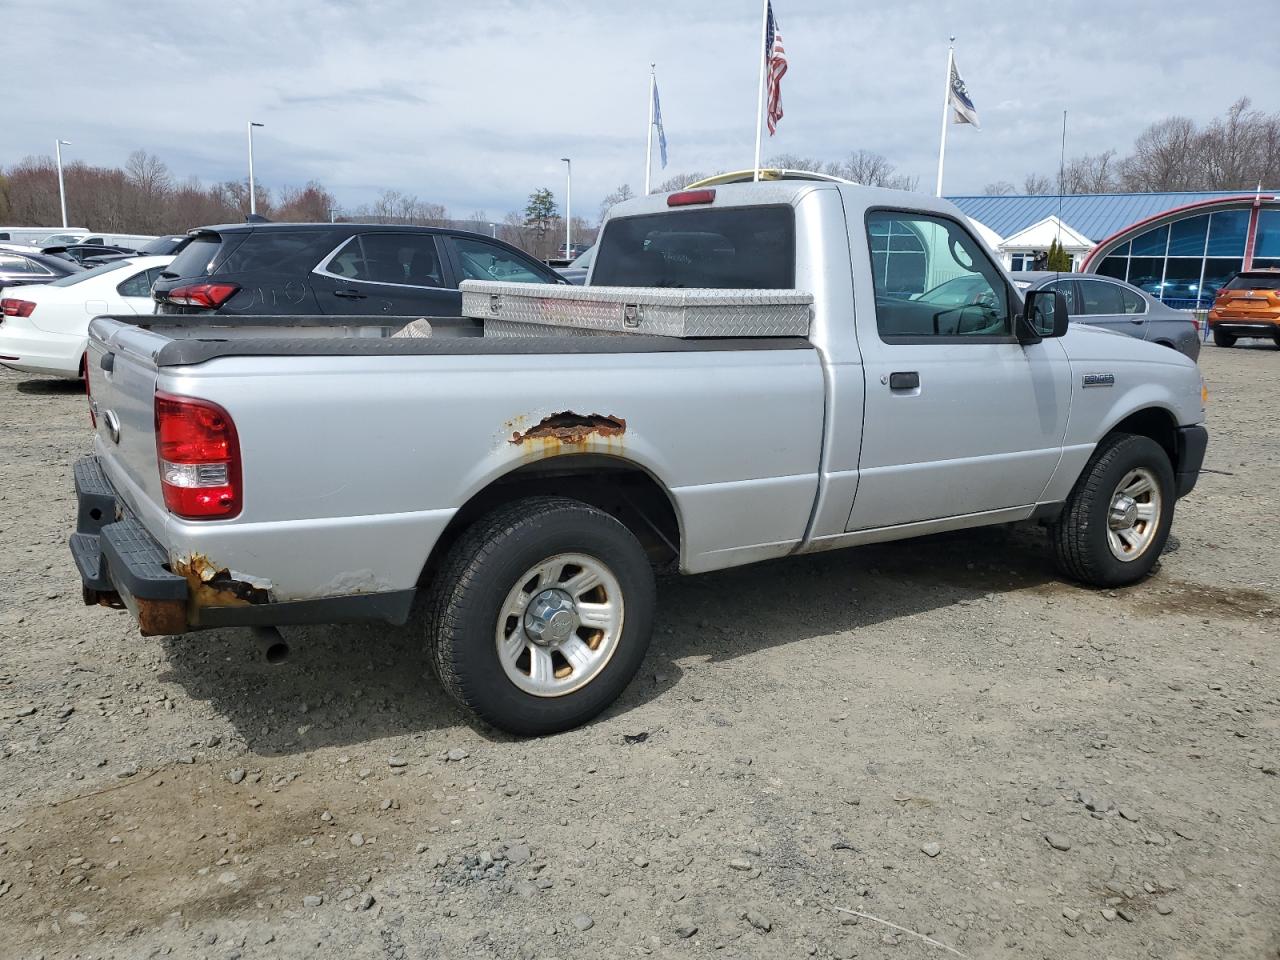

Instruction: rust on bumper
[172,554,271,612]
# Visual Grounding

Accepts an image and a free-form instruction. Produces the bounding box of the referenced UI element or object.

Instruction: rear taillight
[161,282,239,309]
[667,189,716,207]
[1,298,36,317]
[1214,288,1227,300]
[155,392,241,519]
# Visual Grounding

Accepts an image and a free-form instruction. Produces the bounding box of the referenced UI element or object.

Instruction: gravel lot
[1,341,1277,960]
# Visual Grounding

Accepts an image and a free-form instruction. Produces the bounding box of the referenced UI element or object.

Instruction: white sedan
[0,255,173,378]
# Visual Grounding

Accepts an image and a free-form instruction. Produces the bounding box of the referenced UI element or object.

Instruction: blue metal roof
[946,191,1268,243]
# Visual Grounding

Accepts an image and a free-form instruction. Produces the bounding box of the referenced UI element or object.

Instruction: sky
[7,0,1278,222]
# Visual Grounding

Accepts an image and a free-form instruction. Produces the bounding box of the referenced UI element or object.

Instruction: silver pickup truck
[70,182,1208,735]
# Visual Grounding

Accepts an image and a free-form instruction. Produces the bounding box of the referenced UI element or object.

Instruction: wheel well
[418,456,682,586]
[1107,408,1178,468]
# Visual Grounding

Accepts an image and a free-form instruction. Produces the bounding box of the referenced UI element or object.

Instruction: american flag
[764,2,787,135]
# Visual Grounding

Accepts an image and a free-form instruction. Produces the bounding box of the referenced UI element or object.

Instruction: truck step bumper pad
[69,457,188,602]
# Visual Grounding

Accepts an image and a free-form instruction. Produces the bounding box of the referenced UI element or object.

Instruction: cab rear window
[592,206,795,288]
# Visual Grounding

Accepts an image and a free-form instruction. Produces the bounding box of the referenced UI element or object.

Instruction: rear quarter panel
[154,346,825,599]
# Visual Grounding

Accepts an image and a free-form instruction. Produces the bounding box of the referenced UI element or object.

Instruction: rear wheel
[1212,328,1236,347]
[1051,433,1175,587]
[425,497,655,736]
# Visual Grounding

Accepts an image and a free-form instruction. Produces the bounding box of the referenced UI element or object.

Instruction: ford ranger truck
[70,182,1209,736]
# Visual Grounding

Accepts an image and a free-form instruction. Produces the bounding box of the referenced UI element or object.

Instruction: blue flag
[653,80,668,168]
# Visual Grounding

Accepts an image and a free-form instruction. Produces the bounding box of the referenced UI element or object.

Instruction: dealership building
[948,190,1280,309]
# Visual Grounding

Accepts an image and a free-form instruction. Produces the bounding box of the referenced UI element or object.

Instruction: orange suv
[1208,270,1280,347]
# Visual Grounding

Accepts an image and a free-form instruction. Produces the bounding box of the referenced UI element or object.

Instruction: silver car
[1011,271,1200,361]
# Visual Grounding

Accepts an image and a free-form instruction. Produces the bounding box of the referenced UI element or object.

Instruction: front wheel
[425,497,655,736]
[1212,328,1236,347]
[1050,433,1175,587]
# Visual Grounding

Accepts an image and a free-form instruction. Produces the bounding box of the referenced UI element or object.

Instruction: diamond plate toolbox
[461,281,813,338]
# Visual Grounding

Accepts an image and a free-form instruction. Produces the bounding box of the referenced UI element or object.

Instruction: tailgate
[86,317,172,543]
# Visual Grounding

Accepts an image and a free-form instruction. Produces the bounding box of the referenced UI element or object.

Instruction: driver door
[847,210,1070,531]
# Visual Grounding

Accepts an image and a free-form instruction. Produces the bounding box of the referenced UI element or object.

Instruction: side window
[116,268,157,298]
[358,234,444,287]
[1119,287,1146,314]
[321,237,368,280]
[866,211,1011,339]
[1077,279,1125,315]
[452,236,549,284]
[1044,280,1080,316]
[1,255,39,275]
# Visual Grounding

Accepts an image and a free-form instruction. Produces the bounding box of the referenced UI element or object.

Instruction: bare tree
[599,183,634,220]
[766,153,827,174]
[1199,97,1266,189]
[1060,150,1119,194]
[276,181,337,222]
[825,150,918,190]
[1022,173,1054,195]
[983,181,1016,195]
[1119,116,1200,191]
[653,172,709,192]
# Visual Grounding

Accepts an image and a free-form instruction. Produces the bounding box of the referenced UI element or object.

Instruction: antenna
[1056,109,1067,278]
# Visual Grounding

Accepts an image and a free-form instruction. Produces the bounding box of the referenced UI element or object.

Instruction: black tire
[1212,328,1236,347]
[425,496,655,736]
[1050,433,1175,587]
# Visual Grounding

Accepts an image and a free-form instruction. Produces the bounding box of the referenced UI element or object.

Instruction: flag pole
[752,0,769,182]
[645,63,656,195]
[934,35,955,198]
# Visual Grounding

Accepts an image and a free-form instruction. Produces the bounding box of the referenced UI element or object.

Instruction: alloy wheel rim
[1106,467,1162,562]
[495,553,624,697]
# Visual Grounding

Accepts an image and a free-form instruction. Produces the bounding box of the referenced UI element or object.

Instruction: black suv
[152,222,565,316]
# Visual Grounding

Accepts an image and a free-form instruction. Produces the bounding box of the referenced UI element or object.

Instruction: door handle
[889,371,920,390]
[333,288,367,300]
[1128,317,1144,324]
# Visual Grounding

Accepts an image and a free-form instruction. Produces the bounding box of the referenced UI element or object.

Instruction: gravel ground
[1,341,1277,960]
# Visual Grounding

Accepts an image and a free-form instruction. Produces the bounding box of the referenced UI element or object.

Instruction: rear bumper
[1208,318,1279,337]
[1175,425,1208,499]
[69,456,416,635]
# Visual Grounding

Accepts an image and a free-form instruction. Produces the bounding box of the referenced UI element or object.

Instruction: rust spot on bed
[509,411,627,446]
[172,554,271,609]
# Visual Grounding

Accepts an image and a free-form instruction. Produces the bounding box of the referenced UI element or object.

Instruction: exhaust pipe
[251,626,289,664]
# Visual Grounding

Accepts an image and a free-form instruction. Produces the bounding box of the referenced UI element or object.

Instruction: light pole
[489,223,497,238]
[560,157,572,259]
[246,121,265,215]
[55,139,71,228]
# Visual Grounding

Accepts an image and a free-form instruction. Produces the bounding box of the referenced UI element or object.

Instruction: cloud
[5,0,1278,219]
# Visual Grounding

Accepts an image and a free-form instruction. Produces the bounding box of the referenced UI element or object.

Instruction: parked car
[0,256,171,378]
[1011,271,1200,361]
[555,244,595,285]
[38,231,157,249]
[152,223,566,316]
[43,243,139,265]
[71,182,1206,736]
[0,250,84,290]
[1206,270,1280,348]
[0,226,91,246]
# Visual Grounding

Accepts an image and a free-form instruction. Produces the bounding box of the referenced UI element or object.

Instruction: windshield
[47,259,134,286]
[41,233,88,246]
[1225,272,1280,291]
[592,206,795,288]
[568,245,595,270]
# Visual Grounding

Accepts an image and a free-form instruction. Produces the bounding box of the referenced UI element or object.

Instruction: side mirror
[1020,288,1069,342]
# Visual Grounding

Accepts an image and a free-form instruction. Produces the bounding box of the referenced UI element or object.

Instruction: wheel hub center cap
[524,589,578,646]
[1110,494,1138,530]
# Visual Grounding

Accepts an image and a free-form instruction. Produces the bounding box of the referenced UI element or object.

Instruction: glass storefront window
[1161,258,1206,309]
[1251,258,1280,271]
[1127,257,1164,296]
[1131,225,1169,257]
[1207,210,1249,256]
[1201,257,1244,300]
[1097,257,1128,280]
[1255,211,1280,258]
[1167,215,1209,257]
